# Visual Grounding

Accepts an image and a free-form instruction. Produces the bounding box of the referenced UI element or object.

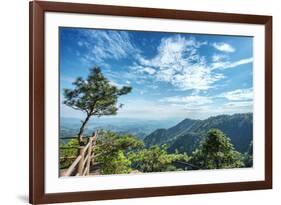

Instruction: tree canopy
[63,67,132,144]
[94,131,144,174]
[60,131,190,175]
[190,129,244,169]
[129,144,189,172]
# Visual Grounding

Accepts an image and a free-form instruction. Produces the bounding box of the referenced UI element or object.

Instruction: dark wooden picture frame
[29,1,272,204]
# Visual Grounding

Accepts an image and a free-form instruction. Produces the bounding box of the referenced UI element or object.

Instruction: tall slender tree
[191,129,244,169]
[63,67,132,145]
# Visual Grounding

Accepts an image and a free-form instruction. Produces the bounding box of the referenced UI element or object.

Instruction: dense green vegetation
[144,113,253,154]
[60,138,80,169]
[60,127,252,175]
[60,131,188,174]
[129,145,189,172]
[190,129,244,169]
[93,131,143,174]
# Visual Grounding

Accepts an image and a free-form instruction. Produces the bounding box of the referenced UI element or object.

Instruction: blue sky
[60,27,253,121]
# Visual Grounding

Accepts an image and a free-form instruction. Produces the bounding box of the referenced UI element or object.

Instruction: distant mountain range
[60,117,179,139]
[60,113,253,154]
[144,113,253,154]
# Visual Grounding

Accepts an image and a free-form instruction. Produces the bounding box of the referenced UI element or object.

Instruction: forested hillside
[144,113,253,154]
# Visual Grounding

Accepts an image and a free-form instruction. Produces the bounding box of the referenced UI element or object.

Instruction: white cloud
[76,31,252,93]
[155,92,252,119]
[130,65,156,75]
[131,36,250,91]
[212,42,235,53]
[171,65,225,90]
[142,67,156,75]
[211,57,253,70]
[135,35,223,91]
[158,88,253,118]
[219,88,253,101]
[109,80,124,88]
[77,30,139,65]
[224,101,253,107]
[225,58,253,68]
[117,99,189,120]
[161,95,213,106]
[212,54,228,62]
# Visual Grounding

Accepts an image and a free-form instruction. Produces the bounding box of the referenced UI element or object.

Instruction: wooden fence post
[77,146,85,176]
[91,132,97,165]
[86,137,93,175]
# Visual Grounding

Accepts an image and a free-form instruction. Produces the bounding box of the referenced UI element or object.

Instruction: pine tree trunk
[77,114,91,145]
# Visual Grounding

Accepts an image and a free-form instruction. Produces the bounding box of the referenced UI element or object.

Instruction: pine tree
[191,129,244,169]
[63,67,131,145]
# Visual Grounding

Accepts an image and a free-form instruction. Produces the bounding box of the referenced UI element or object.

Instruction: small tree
[63,67,132,145]
[94,131,144,174]
[191,129,244,169]
[129,144,189,172]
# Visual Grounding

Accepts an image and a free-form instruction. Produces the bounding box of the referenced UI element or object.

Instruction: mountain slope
[144,113,253,154]
[144,119,198,147]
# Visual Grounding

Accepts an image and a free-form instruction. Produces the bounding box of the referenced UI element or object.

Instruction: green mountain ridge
[144,113,253,154]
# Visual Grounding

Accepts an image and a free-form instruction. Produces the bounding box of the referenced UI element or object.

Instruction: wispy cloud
[212,54,228,62]
[73,30,252,93]
[158,88,253,115]
[156,93,253,119]
[108,80,125,88]
[134,35,223,91]
[212,42,235,53]
[211,57,253,70]
[77,29,140,66]
[130,65,156,75]
[224,58,253,69]
[224,101,253,107]
[130,35,253,92]
[160,95,213,106]
[117,99,189,119]
[218,88,253,101]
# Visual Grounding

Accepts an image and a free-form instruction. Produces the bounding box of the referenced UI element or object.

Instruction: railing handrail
[64,155,82,176]
[62,131,98,177]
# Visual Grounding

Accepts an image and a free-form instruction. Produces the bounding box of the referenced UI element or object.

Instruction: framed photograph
[29,1,272,204]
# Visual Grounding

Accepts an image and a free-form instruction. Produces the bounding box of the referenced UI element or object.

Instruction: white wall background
[0,0,279,204]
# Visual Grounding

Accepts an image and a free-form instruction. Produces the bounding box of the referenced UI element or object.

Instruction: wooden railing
[60,131,200,176]
[62,132,98,177]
